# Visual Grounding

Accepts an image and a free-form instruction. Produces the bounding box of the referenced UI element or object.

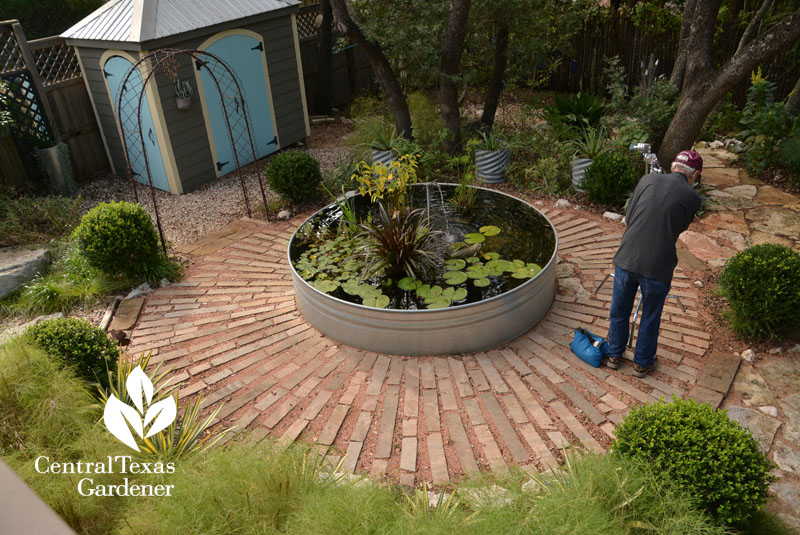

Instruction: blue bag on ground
[569,327,609,368]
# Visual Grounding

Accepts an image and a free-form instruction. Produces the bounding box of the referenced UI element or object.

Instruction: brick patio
[127,203,712,486]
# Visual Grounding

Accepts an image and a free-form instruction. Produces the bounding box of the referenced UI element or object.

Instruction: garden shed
[62,0,310,194]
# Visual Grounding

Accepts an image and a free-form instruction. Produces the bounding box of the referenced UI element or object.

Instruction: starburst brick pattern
[128,206,709,485]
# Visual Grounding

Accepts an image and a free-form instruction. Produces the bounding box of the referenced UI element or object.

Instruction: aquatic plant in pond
[290,184,554,310]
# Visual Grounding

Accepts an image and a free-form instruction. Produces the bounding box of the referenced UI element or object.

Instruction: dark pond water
[289,184,556,309]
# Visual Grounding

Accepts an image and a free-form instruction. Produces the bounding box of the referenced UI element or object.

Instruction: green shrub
[580,147,642,208]
[613,397,775,526]
[0,193,82,247]
[545,91,609,130]
[777,134,800,175]
[72,201,171,282]
[26,317,119,387]
[719,243,800,340]
[626,78,679,150]
[266,151,322,204]
[738,71,795,174]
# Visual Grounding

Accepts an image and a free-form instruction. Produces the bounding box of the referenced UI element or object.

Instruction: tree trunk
[735,0,774,56]
[669,0,697,91]
[659,6,800,165]
[480,22,509,129]
[439,0,472,154]
[787,76,800,113]
[329,0,412,138]
[315,0,333,115]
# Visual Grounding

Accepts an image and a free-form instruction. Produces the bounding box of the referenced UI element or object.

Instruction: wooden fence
[0,20,108,188]
[296,5,375,111]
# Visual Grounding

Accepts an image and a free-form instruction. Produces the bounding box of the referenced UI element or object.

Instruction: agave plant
[545,92,610,129]
[356,201,443,279]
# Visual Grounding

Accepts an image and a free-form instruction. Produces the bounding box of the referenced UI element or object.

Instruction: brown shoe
[606,356,621,369]
[633,360,658,378]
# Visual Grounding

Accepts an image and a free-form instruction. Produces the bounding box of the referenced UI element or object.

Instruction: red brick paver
[129,207,710,485]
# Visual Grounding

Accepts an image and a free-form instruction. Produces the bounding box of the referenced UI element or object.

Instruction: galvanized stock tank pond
[288,184,558,356]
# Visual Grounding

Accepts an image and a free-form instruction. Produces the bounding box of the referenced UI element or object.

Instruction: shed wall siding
[78,12,307,193]
[77,46,129,176]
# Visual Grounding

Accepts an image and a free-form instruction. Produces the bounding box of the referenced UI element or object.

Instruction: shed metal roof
[62,0,300,43]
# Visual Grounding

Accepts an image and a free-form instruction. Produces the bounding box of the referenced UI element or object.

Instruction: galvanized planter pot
[475,148,511,183]
[288,186,558,356]
[371,149,396,167]
[571,157,593,192]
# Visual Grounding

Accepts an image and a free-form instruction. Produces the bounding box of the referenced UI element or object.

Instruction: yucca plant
[137,395,230,461]
[95,351,174,409]
[356,201,443,279]
[568,126,609,159]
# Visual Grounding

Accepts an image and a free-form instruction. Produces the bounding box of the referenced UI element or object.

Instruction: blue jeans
[607,266,670,368]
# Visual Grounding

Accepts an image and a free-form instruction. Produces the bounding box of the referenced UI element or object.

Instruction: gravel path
[78,121,355,248]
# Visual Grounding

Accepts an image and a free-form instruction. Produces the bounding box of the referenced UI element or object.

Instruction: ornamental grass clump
[613,397,775,526]
[72,201,177,283]
[719,243,800,340]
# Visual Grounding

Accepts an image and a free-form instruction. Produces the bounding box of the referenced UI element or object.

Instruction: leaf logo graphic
[103,366,177,451]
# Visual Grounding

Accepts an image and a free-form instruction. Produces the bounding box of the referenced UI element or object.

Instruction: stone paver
[128,207,713,487]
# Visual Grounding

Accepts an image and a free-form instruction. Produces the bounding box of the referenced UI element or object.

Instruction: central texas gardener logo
[104,366,177,451]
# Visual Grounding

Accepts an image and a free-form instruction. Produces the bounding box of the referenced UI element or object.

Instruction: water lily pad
[464,232,486,244]
[483,251,500,260]
[449,241,466,251]
[355,284,381,298]
[427,285,444,298]
[341,280,361,295]
[473,277,490,287]
[444,258,467,270]
[450,287,468,301]
[363,294,390,308]
[466,256,480,264]
[312,280,339,293]
[444,271,468,285]
[512,267,535,279]
[466,266,489,278]
[513,259,525,267]
[416,284,432,298]
[527,263,542,276]
[480,225,501,236]
[398,277,419,291]
[425,297,451,309]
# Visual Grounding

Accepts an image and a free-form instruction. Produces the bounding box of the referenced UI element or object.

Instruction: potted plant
[568,126,608,191]
[175,80,193,110]
[474,129,511,183]
[366,123,400,167]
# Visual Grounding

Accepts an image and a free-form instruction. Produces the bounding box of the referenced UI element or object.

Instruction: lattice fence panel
[32,41,81,86]
[0,71,52,144]
[297,7,319,40]
[0,29,24,74]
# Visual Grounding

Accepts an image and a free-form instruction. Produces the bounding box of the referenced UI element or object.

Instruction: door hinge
[103,69,112,78]
[251,42,264,52]
[267,136,277,146]
[216,160,229,171]
[195,60,204,71]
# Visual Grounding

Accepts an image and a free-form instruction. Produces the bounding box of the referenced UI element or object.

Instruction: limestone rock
[774,444,800,475]
[277,210,292,220]
[0,247,52,300]
[0,312,63,344]
[711,230,747,252]
[722,185,758,199]
[755,185,800,206]
[459,485,514,509]
[761,359,800,396]
[701,211,749,235]
[693,280,704,288]
[709,140,724,149]
[781,402,800,444]
[725,406,781,454]
[741,349,756,364]
[759,406,778,417]
[746,206,800,240]
[732,362,773,406]
[678,231,736,264]
[558,278,591,300]
[603,211,623,221]
[555,262,575,279]
[791,344,800,354]
[769,347,783,355]
[771,482,800,514]
[555,199,570,208]
[701,166,741,187]
[125,282,153,300]
[159,278,170,288]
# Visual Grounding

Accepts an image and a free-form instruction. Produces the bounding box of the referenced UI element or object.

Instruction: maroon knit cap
[674,150,703,172]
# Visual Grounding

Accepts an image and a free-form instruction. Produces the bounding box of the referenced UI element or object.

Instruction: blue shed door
[104,56,169,191]
[200,34,277,175]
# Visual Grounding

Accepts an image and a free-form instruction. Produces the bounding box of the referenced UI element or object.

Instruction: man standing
[605,150,703,377]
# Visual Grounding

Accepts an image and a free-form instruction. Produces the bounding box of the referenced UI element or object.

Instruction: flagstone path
[127,204,713,487]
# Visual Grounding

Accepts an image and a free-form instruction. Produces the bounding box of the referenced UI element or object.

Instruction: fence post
[11,21,61,142]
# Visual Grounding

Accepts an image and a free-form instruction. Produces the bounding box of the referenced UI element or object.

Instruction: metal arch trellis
[115,48,268,254]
